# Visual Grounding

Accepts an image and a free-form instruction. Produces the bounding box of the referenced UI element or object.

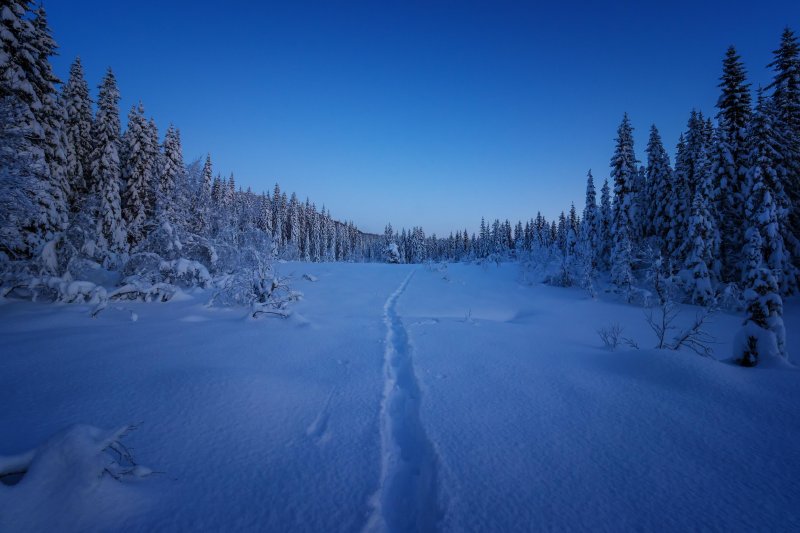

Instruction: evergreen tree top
[767,28,799,89]
[717,45,752,132]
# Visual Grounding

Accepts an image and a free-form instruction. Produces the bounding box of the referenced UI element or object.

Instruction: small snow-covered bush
[111,279,180,303]
[121,254,211,289]
[208,266,302,318]
[159,258,211,288]
[1,271,108,305]
[734,322,780,367]
[384,242,401,264]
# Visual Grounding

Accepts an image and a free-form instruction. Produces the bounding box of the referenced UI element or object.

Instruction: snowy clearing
[1,262,799,532]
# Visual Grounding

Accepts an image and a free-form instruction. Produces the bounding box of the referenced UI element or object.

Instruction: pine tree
[272,183,284,245]
[288,192,300,252]
[145,118,160,219]
[684,187,716,306]
[580,170,599,268]
[0,98,50,260]
[744,91,798,295]
[61,56,93,203]
[0,1,64,260]
[633,165,647,240]
[90,68,126,256]
[671,111,712,265]
[670,131,690,260]
[121,102,153,247]
[310,204,321,261]
[610,114,638,290]
[645,125,672,249]
[191,153,213,236]
[767,28,800,282]
[598,178,612,270]
[610,114,638,233]
[713,46,752,282]
[610,229,634,297]
[735,226,787,366]
[556,212,567,252]
[32,6,69,238]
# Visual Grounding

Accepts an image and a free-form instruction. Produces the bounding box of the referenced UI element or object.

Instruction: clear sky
[47,1,800,235]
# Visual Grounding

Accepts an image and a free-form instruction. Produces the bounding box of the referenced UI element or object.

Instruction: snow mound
[0,424,153,531]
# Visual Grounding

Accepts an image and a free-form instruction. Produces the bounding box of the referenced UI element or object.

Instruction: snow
[1,262,799,531]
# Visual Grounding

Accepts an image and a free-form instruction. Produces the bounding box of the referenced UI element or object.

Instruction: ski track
[365,270,442,533]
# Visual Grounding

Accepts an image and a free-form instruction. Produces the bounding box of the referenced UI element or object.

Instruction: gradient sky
[47,1,800,235]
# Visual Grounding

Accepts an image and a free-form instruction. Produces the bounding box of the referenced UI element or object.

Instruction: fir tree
[32,6,69,237]
[145,118,160,219]
[684,187,716,306]
[580,170,599,268]
[744,91,798,295]
[191,153,213,236]
[61,56,93,202]
[598,178,612,270]
[735,226,787,366]
[713,46,752,282]
[0,1,63,259]
[121,102,153,247]
[644,126,671,247]
[610,114,638,290]
[90,68,126,256]
[767,28,800,281]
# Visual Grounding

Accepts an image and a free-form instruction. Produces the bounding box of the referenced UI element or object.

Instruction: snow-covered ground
[1,262,799,532]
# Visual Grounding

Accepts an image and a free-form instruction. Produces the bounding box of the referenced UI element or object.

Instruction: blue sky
[47,1,800,235]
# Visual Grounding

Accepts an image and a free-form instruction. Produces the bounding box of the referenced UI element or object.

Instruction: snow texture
[1,262,799,532]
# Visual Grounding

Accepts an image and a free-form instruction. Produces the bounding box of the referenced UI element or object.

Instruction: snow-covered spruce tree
[664,133,687,264]
[609,114,638,293]
[287,192,300,257]
[645,125,673,251]
[556,212,567,253]
[190,153,213,237]
[513,221,524,256]
[0,1,65,263]
[767,28,800,283]
[694,143,721,278]
[303,225,311,262]
[744,91,798,295]
[310,205,321,261]
[90,68,127,259]
[633,165,647,241]
[598,178,612,270]
[61,56,93,204]
[683,187,716,306]
[735,225,787,366]
[121,102,153,248]
[671,111,710,266]
[579,174,599,293]
[151,124,186,256]
[0,96,50,261]
[144,117,160,219]
[713,46,752,283]
[31,6,70,244]
[610,228,634,297]
[271,183,284,246]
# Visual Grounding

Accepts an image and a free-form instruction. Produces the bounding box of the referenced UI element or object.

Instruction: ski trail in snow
[365,270,441,533]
